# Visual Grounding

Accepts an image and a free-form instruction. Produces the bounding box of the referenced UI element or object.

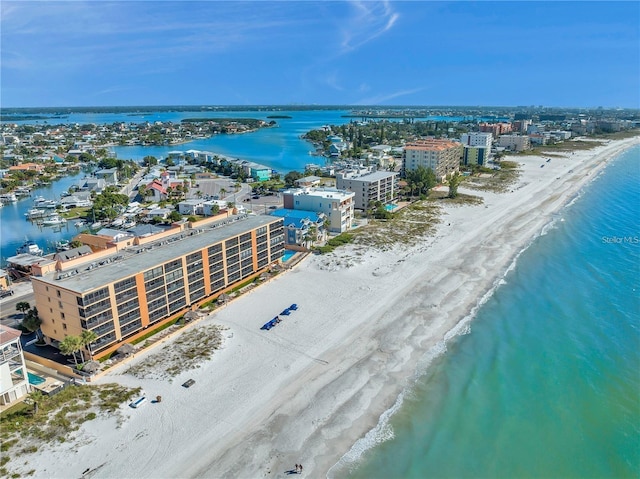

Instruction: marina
[0,173,83,265]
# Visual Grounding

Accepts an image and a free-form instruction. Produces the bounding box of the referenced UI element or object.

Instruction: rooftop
[33,215,281,294]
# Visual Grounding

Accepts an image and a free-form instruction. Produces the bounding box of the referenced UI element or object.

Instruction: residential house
[0,326,31,405]
[95,168,119,185]
[270,208,327,246]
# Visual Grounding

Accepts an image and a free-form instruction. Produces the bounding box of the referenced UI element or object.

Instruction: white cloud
[341,1,399,53]
[357,86,426,105]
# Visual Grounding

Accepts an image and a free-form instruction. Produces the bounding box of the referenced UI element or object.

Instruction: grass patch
[463,162,521,193]
[428,190,484,205]
[316,233,355,254]
[348,200,442,251]
[0,383,140,478]
[126,325,228,380]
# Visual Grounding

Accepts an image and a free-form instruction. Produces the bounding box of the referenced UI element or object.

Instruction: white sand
[21,137,639,479]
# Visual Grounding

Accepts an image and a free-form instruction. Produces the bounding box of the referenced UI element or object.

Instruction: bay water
[0,173,85,264]
[339,146,640,478]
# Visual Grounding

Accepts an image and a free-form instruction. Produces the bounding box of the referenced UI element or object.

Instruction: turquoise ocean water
[339,146,640,478]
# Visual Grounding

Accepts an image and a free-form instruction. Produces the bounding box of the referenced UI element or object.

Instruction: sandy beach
[17,137,639,479]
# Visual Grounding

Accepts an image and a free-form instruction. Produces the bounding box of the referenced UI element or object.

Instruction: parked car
[0,289,14,298]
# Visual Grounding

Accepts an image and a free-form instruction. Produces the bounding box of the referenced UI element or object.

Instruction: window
[62,323,67,330]
[61,312,65,319]
[57,290,61,297]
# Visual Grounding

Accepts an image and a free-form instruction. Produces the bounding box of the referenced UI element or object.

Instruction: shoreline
[12,137,640,479]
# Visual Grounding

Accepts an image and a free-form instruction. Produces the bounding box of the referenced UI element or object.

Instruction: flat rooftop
[34,215,281,294]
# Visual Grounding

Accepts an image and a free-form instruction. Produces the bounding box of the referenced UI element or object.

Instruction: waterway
[0,173,88,265]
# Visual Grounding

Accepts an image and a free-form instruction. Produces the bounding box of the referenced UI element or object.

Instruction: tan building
[31,215,285,360]
[336,170,398,210]
[498,134,531,152]
[403,139,462,181]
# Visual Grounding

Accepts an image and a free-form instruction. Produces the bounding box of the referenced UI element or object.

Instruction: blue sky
[1,1,638,108]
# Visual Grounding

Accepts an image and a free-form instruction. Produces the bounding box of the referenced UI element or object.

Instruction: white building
[460,132,493,166]
[0,325,31,405]
[282,187,355,233]
[460,132,493,149]
[336,170,398,210]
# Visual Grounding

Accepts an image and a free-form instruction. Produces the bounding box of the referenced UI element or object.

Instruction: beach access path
[18,137,640,479]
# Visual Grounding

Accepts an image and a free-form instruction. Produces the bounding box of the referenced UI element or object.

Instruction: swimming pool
[281,250,296,262]
[15,369,46,385]
[28,372,46,385]
[385,203,399,212]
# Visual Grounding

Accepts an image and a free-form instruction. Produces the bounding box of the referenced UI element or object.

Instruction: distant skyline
[1,1,639,109]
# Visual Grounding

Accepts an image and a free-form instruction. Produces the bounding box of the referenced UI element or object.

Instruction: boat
[33,196,58,208]
[14,187,31,197]
[74,220,87,228]
[0,193,18,203]
[41,215,67,226]
[16,240,44,256]
[25,208,47,219]
[55,240,71,252]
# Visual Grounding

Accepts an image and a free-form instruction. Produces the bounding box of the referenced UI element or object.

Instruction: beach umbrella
[82,360,101,373]
[117,343,135,356]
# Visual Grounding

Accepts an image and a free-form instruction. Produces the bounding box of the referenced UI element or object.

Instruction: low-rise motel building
[30,214,285,361]
[402,139,463,182]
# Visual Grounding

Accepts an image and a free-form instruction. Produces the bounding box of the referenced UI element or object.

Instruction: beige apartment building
[31,215,285,360]
[336,170,398,210]
[402,139,463,181]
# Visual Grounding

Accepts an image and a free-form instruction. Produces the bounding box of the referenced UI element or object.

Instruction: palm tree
[28,389,44,415]
[80,330,98,362]
[59,335,82,367]
[22,307,43,341]
[219,187,227,199]
[16,301,30,321]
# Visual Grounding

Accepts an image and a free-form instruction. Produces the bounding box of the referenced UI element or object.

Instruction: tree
[219,188,227,198]
[138,184,148,200]
[142,155,158,167]
[16,301,30,321]
[405,165,437,197]
[27,389,44,415]
[59,335,83,367]
[80,330,98,362]
[448,172,463,199]
[168,210,182,222]
[22,307,43,341]
[284,171,303,187]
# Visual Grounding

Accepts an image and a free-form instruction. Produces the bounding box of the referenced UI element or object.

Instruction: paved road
[0,290,34,327]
